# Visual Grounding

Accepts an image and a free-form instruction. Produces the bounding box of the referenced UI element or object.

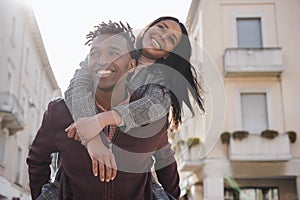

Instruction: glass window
[237,18,262,48]
[0,128,9,166]
[241,93,268,134]
[225,187,279,200]
[15,146,23,184]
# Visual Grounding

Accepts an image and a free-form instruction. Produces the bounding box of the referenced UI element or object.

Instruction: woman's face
[142,19,182,60]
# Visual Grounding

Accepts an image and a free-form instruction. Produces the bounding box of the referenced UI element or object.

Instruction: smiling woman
[26,0,191,92]
[141,19,182,59]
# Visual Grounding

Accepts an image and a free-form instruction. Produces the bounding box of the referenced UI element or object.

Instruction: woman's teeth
[151,38,161,49]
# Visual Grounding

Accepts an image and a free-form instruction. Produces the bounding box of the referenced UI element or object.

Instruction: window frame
[231,13,266,48]
[235,88,272,134]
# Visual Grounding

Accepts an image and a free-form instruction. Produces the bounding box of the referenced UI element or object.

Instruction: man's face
[88,33,134,92]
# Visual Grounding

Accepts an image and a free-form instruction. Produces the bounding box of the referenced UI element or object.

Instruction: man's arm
[26,101,59,199]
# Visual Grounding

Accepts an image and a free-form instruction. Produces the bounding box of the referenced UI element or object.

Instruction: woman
[65,16,204,198]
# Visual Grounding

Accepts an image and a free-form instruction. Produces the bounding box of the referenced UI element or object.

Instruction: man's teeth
[151,38,161,49]
[97,70,113,75]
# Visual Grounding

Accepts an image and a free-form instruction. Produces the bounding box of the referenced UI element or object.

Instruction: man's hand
[86,136,117,182]
[65,116,105,145]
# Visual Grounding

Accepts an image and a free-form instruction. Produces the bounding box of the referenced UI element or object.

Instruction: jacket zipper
[107,126,121,199]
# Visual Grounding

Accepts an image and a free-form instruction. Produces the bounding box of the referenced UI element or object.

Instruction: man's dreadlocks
[85,21,137,61]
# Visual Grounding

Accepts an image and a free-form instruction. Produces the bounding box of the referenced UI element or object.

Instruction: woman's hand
[86,136,117,182]
[65,115,105,145]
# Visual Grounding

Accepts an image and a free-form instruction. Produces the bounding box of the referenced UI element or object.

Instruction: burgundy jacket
[27,98,180,200]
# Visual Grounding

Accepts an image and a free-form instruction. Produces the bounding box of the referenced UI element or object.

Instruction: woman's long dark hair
[136,16,204,131]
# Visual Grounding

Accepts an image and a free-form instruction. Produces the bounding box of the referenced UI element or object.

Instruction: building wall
[181,0,300,199]
[0,0,61,199]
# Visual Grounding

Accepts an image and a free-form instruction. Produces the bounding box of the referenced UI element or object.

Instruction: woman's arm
[112,68,171,132]
[64,60,97,120]
[72,68,171,142]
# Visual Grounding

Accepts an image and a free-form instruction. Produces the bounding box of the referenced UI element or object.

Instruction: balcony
[229,133,291,161]
[0,92,25,134]
[224,47,284,77]
[177,144,203,172]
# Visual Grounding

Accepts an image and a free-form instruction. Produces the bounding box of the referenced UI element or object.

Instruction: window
[15,146,23,184]
[0,128,9,166]
[10,15,16,46]
[241,93,268,134]
[225,187,278,200]
[6,61,14,93]
[24,47,30,74]
[34,69,39,92]
[237,18,262,48]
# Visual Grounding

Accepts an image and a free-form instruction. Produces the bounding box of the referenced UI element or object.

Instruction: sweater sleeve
[112,68,171,132]
[26,100,60,199]
[153,133,180,199]
[64,60,97,120]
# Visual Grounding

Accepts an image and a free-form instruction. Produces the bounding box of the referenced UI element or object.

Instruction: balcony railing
[224,47,284,77]
[229,133,291,161]
[0,92,25,134]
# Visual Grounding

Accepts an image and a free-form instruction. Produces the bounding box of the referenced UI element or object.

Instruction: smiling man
[26,21,138,200]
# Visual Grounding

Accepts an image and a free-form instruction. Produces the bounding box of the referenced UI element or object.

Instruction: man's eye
[109,51,119,57]
[90,52,99,57]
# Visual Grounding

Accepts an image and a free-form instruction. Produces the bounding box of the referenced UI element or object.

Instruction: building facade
[176,0,300,199]
[0,0,61,199]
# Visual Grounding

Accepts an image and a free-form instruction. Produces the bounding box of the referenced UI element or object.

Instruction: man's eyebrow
[108,46,122,51]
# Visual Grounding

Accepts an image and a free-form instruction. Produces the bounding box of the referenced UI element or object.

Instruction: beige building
[175,0,300,199]
[0,0,61,199]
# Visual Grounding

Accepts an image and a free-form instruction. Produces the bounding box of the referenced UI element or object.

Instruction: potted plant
[186,137,200,149]
[261,130,279,139]
[220,132,231,144]
[286,131,297,143]
[186,137,201,160]
[232,131,249,140]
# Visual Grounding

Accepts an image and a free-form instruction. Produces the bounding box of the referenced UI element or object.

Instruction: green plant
[261,130,278,139]
[220,132,231,144]
[232,131,249,140]
[286,131,297,143]
[176,139,186,147]
[186,137,200,149]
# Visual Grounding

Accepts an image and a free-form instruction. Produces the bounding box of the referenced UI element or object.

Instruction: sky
[27,0,193,94]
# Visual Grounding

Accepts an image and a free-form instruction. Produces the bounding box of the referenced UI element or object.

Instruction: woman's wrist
[96,110,122,127]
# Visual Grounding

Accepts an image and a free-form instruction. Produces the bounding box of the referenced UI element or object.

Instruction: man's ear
[129,59,136,70]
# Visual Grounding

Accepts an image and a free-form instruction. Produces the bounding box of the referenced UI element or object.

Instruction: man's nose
[97,55,110,65]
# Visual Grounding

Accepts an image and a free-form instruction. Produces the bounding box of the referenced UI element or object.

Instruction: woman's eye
[168,37,175,45]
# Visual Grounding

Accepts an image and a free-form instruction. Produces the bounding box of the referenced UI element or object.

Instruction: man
[27,21,179,200]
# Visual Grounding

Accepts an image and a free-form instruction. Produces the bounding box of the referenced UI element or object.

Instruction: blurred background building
[1,0,300,199]
[0,0,61,199]
[175,0,300,199]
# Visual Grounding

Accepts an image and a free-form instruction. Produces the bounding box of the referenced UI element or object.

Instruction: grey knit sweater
[64,61,171,132]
